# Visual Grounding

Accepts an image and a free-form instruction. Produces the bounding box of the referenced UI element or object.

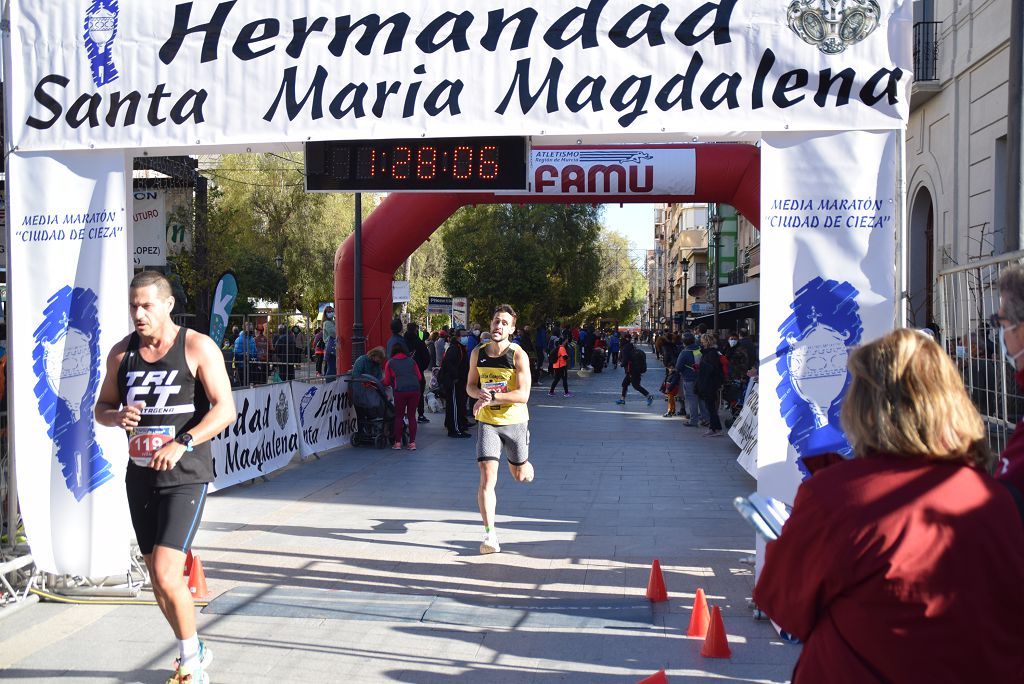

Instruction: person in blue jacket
[232,323,257,386]
[608,331,621,369]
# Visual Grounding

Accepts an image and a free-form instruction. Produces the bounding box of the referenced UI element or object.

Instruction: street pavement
[0,349,800,683]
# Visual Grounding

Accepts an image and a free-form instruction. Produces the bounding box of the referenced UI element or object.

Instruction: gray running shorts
[476,422,530,465]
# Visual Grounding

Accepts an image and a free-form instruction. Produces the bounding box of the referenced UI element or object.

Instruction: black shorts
[126,474,208,555]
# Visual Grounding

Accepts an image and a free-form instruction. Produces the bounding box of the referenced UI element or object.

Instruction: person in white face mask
[992,265,1024,491]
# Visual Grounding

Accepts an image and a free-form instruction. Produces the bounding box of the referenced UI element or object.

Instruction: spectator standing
[608,330,621,369]
[322,306,337,379]
[312,327,325,376]
[383,340,422,450]
[405,323,432,424]
[547,337,570,397]
[272,325,293,381]
[993,265,1024,489]
[433,330,448,370]
[386,318,405,358]
[232,323,257,386]
[753,329,1024,683]
[440,326,471,438]
[696,332,725,436]
[676,333,705,427]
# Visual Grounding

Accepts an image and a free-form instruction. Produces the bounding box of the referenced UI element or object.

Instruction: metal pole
[351,193,365,365]
[683,270,688,330]
[1008,0,1023,252]
[713,221,721,333]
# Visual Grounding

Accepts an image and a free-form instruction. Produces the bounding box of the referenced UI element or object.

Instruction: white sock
[179,634,200,669]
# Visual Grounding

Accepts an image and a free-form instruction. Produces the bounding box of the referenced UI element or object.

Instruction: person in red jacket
[753,329,1024,684]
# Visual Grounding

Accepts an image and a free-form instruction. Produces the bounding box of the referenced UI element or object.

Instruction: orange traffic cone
[687,588,711,637]
[700,606,732,658]
[637,669,669,683]
[187,554,210,600]
[183,549,194,577]
[646,560,669,602]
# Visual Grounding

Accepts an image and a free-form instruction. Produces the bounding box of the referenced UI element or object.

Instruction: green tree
[170,154,376,321]
[440,204,602,324]
[578,231,648,325]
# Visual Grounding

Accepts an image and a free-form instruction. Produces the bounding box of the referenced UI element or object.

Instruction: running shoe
[480,534,501,554]
[615,399,626,405]
[407,442,417,451]
[563,392,574,398]
[646,394,654,406]
[417,416,429,423]
[173,641,213,672]
[548,391,555,396]
[703,430,723,437]
[662,411,674,417]
[392,442,402,450]
[166,663,208,684]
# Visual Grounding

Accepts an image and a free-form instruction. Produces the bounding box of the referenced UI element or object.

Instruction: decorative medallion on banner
[775,278,862,470]
[787,0,881,55]
[32,285,114,501]
[83,0,119,87]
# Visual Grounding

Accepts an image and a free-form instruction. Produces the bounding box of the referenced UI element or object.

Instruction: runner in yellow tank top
[468,304,534,554]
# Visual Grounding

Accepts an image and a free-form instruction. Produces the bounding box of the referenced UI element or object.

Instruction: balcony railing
[913,22,940,82]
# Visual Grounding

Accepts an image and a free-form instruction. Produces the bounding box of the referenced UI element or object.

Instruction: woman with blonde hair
[754,328,1024,683]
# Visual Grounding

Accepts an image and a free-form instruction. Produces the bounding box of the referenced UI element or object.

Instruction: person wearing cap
[440,326,471,438]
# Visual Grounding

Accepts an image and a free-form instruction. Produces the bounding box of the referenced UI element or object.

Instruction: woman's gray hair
[998,265,1024,323]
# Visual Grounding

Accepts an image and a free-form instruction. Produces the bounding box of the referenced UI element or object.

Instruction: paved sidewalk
[0,350,799,683]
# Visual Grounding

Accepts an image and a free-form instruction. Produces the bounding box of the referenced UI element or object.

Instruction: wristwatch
[175,432,194,452]
[489,390,497,401]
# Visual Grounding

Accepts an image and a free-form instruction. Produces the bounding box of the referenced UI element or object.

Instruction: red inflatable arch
[334,143,760,368]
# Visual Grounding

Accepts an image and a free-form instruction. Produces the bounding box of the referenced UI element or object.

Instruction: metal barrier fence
[936,251,1024,454]
[196,312,328,388]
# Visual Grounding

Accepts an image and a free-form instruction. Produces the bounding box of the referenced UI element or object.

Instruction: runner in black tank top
[119,327,213,486]
[95,271,235,684]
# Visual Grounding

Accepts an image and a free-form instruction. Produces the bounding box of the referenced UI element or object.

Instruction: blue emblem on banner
[32,286,113,501]
[83,1,120,88]
[775,278,863,476]
[299,387,318,427]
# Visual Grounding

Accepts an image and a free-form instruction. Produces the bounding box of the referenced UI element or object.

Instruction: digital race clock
[305,137,529,192]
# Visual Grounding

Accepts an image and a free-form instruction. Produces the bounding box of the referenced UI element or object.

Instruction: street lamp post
[711,217,722,334]
[681,257,689,331]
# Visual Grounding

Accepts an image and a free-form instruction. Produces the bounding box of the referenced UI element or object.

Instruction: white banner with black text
[7,150,133,576]
[7,0,912,152]
[757,130,900,505]
[291,377,359,460]
[210,383,301,492]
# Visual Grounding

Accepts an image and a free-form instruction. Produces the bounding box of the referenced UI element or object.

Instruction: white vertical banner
[7,150,132,575]
[131,189,167,267]
[758,131,900,505]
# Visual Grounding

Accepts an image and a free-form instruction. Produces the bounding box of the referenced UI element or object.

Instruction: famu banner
[528,146,695,196]
[291,377,359,460]
[210,383,301,492]
[7,0,912,152]
[7,150,132,576]
[758,130,899,505]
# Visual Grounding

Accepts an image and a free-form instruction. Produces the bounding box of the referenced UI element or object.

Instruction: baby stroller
[349,375,406,448]
[591,347,607,373]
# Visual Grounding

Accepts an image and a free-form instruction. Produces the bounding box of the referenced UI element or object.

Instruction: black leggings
[621,373,649,397]
[550,367,569,393]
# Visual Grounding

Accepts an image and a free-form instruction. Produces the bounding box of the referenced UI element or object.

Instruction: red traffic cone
[637,669,669,683]
[687,588,711,638]
[183,549,194,577]
[700,606,732,658]
[187,554,210,600]
[646,560,669,602]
